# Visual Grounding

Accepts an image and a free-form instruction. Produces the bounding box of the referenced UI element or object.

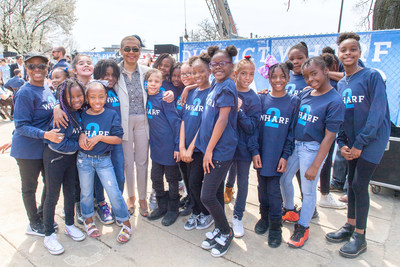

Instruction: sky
[71,0,369,52]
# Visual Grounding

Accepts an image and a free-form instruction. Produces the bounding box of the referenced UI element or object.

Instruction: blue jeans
[229,160,251,220]
[280,141,326,227]
[94,144,125,203]
[77,152,130,222]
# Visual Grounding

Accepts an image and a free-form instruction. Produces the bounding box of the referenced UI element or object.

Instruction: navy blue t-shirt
[105,87,121,118]
[330,79,338,90]
[295,88,345,143]
[252,93,300,177]
[195,78,238,161]
[337,68,390,164]
[285,72,308,96]
[46,111,81,153]
[11,83,57,159]
[4,76,25,90]
[182,87,210,152]
[234,89,261,161]
[147,91,181,166]
[80,108,123,156]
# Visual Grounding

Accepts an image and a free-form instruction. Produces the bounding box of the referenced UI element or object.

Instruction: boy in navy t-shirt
[145,69,182,227]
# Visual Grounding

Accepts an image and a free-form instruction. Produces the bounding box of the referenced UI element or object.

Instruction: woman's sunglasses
[26,63,47,71]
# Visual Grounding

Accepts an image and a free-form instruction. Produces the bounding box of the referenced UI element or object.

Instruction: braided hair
[58,78,86,129]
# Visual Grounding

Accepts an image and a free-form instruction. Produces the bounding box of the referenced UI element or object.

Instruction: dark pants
[200,158,232,234]
[319,142,335,194]
[331,149,348,189]
[43,146,77,236]
[227,160,251,220]
[226,160,236,188]
[347,157,377,230]
[258,173,282,222]
[151,161,180,202]
[179,161,193,207]
[188,152,209,215]
[16,158,46,225]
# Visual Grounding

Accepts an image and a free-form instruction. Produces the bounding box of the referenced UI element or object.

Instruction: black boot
[162,197,179,226]
[254,206,269,235]
[268,220,282,248]
[148,195,168,221]
[339,232,367,258]
[326,223,355,243]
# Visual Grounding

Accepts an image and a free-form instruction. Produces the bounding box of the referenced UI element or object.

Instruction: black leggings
[188,152,209,215]
[257,174,282,222]
[347,157,377,230]
[151,161,180,202]
[16,158,46,225]
[200,158,231,234]
[43,146,77,236]
[319,142,335,194]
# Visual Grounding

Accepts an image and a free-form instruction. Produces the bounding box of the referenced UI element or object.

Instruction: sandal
[117,224,132,243]
[84,222,100,239]
[139,207,149,217]
[127,196,136,215]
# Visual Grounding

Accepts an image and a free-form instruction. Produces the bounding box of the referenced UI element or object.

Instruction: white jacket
[115,62,150,141]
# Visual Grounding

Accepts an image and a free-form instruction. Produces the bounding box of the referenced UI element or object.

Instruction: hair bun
[207,45,220,58]
[225,45,238,58]
[285,60,294,71]
[300,41,308,49]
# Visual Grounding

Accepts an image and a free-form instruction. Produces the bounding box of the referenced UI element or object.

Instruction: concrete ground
[0,119,400,267]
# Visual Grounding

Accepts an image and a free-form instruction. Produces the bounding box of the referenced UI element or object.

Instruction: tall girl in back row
[326,32,390,258]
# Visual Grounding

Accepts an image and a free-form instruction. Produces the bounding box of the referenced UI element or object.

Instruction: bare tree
[189,19,220,42]
[0,0,76,53]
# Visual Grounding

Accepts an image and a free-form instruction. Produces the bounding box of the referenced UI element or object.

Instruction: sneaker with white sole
[184,214,198,230]
[64,225,85,241]
[201,228,221,250]
[26,222,45,237]
[96,202,114,224]
[196,213,214,230]
[211,228,234,257]
[44,233,64,255]
[319,193,347,209]
[232,215,244,237]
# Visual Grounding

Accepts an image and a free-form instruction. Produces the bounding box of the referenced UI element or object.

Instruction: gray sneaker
[196,213,214,230]
[184,214,198,230]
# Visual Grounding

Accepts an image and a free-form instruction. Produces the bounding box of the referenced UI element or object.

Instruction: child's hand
[53,105,69,129]
[340,145,353,161]
[252,155,262,169]
[179,147,187,161]
[203,150,214,174]
[174,151,181,162]
[305,165,318,181]
[182,147,194,163]
[277,158,287,173]
[350,147,362,159]
[238,98,242,111]
[163,90,175,103]
[44,129,65,143]
[87,135,102,150]
[79,134,90,150]
[257,89,269,95]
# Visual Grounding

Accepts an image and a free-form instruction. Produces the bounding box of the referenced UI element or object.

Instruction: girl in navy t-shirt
[251,61,299,248]
[144,69,182,226]
[43,79,86,254]
[179,53,213,231]
[285,42,309,96]
[224,56,261,238]
[326,32,390,258]
[77,81,131,243]
[280,57,345,248]
[195,45,238,257]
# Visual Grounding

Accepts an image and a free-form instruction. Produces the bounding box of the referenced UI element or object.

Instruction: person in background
[4,69,25,93]
[0,58,11,85]
[10,55,27,80]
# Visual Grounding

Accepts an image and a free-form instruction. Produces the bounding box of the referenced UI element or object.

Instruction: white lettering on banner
[308,44,321,57]
[258,47,270,63]
[360,43,368,62]
[278,46,291,62]
[183,50,191,62]
[234,48,241,63]
[242,47,255,58]
[372,42,392,62]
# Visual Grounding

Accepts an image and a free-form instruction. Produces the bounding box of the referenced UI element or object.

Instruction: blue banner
[180,30,400,126]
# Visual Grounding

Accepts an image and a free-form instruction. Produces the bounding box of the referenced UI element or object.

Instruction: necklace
[345,66,361,85]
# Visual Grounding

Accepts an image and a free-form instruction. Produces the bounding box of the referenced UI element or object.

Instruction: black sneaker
[312,208,319,219]
[201,228,221,250]
[26,222,45,237]
[211,228,234,257]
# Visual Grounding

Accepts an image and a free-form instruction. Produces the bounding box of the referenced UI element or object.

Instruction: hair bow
[258,55,279,79]
[244,55,251,60]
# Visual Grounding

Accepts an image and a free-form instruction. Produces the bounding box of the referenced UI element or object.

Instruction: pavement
[0,119,400,267]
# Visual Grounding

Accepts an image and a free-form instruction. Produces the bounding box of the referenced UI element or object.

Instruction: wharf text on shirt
[43,95,57,110]
[297,104,319,125]
[342,88,365,109]
[261,107,290,128]
[185,98,204,116]
[147,102,161,119]
[85,123,110,138]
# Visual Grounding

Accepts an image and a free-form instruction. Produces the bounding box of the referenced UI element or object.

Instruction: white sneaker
[44,233,64,255]
[64,225,86,241]
[232,215,244,238]
[319,193,347,209]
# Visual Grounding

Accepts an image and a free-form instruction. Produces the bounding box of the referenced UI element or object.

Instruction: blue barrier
[180,30,400,126]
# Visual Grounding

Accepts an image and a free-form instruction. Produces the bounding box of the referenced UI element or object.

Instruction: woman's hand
[277,158,287,173]
[53,105,69,128]
[340,145,353,161]
[305,164,318,181]
[203,150,214,174]
[163,90,175,103]
[174,151,181,162]
[252,155,262,169]
[44,129,65,143]
[350,147,362,159]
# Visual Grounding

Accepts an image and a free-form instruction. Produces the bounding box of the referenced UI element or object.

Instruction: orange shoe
[288,224,309,248]
[282,208,299,223]
[224,187,233,204]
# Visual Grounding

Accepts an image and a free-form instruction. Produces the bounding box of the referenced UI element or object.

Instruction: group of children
[10,32,390,259]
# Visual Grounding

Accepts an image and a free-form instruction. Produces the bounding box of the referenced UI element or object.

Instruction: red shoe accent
[282,210,299,223]
[288,224,309,248]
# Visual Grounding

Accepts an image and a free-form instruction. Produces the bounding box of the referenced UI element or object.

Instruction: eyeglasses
[181,72,192,77]
[52,51,60,53]
[123,47,140,53]
[26,63,47,71]
[209,61,231,68]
